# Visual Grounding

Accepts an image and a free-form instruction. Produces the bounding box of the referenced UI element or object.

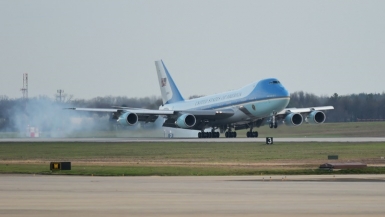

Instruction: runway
[1,174,385,217]
[1,137,385,143]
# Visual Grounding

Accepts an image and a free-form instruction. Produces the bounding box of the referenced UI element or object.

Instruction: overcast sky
[1,0,385,100]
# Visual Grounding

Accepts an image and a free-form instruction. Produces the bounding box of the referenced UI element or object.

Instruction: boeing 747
[69,60,334,138]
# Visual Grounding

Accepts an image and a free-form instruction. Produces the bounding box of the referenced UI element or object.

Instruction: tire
[253,131,258,137]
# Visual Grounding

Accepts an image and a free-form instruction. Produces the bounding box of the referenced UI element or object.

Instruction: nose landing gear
[269,112,278,129]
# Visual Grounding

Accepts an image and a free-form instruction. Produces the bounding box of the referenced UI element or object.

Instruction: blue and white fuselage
[160,78,290,125]
[70,60,333,138]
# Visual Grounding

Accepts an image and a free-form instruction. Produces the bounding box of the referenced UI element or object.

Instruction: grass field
[1,142,385,176]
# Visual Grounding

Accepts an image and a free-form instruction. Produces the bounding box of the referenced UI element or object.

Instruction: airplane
[69,60,334,138]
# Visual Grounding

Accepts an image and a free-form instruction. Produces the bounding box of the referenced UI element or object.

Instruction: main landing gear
[225,131,237,138]
[246,131,258,138]
[198,130,220,138]
[246,121,258,138]
[197,125,237,138]
[225,125,237,138]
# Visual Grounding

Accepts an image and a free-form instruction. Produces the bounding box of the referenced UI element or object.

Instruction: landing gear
[198,130,220,138]
[246,121,259,138]
[197,125,237,138]
[269,122,278,129]
[224,125,237,138]
[246,131,258,138]
[213,132,220,138]
[269,112,278,129]
[225,131,237,138]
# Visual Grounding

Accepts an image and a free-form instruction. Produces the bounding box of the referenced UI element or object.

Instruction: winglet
[155,60,184,104]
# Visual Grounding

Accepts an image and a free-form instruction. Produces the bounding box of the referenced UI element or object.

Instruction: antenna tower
[57,89,64,102]
[21,73,28,100]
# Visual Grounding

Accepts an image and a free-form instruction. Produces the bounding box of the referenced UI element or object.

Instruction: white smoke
[5,97,198,138]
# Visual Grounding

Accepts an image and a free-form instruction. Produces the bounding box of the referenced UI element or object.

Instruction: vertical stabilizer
[155,60,184,105]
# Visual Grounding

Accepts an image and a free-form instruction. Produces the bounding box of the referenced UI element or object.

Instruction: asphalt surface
[1,137,385,143]
[1,174,385,217]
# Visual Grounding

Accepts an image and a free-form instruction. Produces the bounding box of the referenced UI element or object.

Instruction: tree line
[1,91,385,131]
[288,91,385,122]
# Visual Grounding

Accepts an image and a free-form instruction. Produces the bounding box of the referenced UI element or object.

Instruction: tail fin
[155,60,184,105]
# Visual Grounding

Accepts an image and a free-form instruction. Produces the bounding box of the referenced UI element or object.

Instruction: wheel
[198,132,202,138]
[269,123,273,128]
[208,132,212,138]
[274,123,278,128]
[227,132,236,138]
[247,132,250,137]
[253,131,258,137]
[216,132,220,138]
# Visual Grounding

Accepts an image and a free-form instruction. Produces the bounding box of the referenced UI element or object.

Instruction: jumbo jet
[69,60,334,138]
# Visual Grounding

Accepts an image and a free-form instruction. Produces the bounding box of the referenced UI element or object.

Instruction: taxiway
[1,174,384,217]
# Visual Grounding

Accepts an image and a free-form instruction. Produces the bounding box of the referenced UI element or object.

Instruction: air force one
[70,60,334,138]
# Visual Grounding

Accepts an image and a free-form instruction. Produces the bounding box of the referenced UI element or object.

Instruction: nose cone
[280,86,290,97]
[261,78,290,98]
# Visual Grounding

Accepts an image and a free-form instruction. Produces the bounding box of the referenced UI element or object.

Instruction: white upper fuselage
[160,78,291,124]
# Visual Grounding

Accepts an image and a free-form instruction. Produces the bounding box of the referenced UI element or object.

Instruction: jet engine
[175,113,196,128]
[306,111,326,124]
[118,112,138,126]
[284,113,303,126]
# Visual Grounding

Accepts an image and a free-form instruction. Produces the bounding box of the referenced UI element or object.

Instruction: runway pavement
[1,137,385,143]
[1,174,385,217]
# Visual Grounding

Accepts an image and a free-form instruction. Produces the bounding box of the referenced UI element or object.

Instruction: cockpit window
[269,80,280,84]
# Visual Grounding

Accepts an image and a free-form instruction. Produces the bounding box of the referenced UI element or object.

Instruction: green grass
[1,142,385,175]
[1,164,385,176]
[1,142,385,162]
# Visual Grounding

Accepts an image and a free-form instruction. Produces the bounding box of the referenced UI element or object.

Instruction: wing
[162,109,234,130]
[68,107,174,115]
[66,107,234,129]
[67,107,174,123]
[277,106,334,115]
[276,106,334,125]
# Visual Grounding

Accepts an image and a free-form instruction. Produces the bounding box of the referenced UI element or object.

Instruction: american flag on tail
[161,77,167,87]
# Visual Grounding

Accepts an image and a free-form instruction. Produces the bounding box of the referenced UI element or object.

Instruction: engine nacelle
[175,113,196,128]
[306,111,326,124]
[118,112,138,126]
[285,113,303,126]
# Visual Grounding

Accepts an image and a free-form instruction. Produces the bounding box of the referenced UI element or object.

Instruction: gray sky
[1,0,385,100]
